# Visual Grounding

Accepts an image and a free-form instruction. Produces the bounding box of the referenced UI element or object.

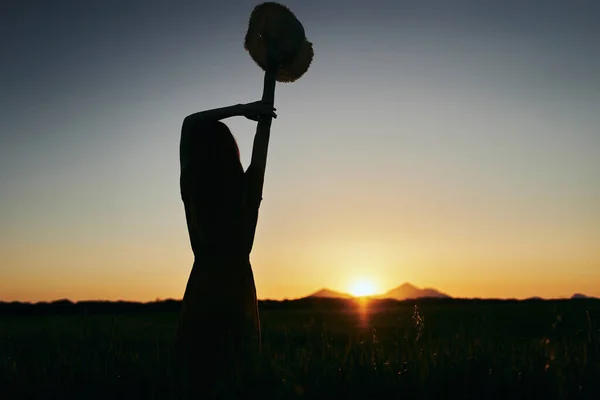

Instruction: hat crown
[244,2,313,83]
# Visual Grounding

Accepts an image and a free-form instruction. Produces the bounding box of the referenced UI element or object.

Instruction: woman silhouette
[175,100,276,396]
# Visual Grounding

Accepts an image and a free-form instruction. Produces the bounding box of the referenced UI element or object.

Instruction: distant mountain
[380,283,450,300]
[306,288,354,299]
[572,293,596,299]
[303,284,450,300]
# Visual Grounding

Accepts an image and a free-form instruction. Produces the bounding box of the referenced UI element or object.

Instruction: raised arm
[182,102,276,135]
[182,105,243,129]
[250,67,278,174]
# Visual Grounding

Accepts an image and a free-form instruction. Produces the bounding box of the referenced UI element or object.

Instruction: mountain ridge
[379,282,450,300]
[304,283,450,300]
[304,285,598,300]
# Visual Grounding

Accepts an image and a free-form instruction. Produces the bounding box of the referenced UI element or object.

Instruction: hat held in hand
[244,2,314,83]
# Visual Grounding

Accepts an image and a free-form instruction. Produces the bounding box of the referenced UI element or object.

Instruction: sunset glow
[1,1,600,303]
[349,280,377,297]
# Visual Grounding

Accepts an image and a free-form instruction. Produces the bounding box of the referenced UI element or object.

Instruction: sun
[349,279,377,297]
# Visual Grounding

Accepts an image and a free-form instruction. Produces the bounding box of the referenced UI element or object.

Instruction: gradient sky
[1,0,599,302]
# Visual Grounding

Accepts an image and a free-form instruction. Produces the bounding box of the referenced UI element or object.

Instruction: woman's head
[180,119,243,176]
[190,120,240,166]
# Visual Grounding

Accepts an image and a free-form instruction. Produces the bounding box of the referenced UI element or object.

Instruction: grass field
[1,298,599,399]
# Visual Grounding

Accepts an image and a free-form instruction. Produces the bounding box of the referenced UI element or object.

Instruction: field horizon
[2,296,599,316]
[1,279,597,309]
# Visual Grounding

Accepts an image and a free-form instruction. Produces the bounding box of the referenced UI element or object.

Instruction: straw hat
[244,2,314,83]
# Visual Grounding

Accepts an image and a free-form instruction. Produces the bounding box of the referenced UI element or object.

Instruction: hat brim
[244,2,313,83]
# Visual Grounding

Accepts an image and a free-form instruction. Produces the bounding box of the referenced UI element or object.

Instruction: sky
[1,0,599,302]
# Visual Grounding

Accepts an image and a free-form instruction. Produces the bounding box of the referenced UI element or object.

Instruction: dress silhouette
[174,101,276,397]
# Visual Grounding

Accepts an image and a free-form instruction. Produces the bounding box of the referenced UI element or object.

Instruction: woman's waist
[193,252,251,266]
[189,254,255,290]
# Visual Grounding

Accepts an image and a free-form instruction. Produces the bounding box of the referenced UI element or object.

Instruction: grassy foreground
[1,298,599,399]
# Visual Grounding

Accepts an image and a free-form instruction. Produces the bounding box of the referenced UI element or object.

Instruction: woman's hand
[241,101,277,122]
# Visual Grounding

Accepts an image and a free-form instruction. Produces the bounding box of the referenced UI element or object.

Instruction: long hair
[180,120,245,253]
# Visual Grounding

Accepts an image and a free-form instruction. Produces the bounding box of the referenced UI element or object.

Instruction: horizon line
[1,294,596,305]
